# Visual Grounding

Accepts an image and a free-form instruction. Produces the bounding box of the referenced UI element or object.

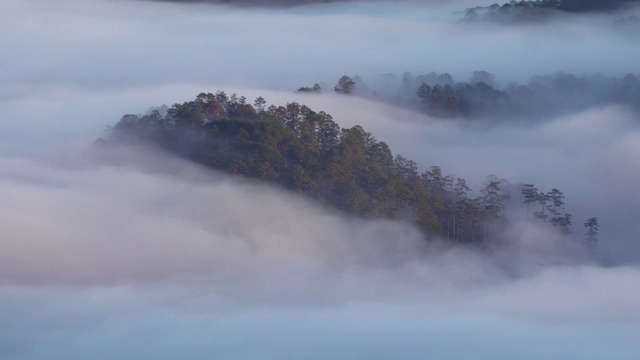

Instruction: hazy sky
[1,0,640,359]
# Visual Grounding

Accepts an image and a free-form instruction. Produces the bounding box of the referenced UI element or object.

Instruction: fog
[2,0,639,97]
[2,148,640,359]
[2,0,640,358]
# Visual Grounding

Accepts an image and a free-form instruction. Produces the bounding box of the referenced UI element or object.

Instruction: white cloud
[2,0,640,358]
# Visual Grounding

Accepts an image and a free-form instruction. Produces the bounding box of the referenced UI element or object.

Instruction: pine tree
[480,178,506,241]
[521,184,539,219]
[254,96,267,113]
[533,191,550,221]
[546,188,565,218]
[453,178,471,242]
[334,75,356,94]
[546,188,572,233]
[416,83,432,103]
[584,217,600,256]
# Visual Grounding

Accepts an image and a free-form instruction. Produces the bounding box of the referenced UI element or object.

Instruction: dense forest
[463,0,640,23]
[106,91,599,252]
[298,71,640,120]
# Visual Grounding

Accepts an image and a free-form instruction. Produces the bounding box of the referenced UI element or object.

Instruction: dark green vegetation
[148,0,344,6]
[301,72,640,119]
[463,0,640,23]
[108,92,599,250]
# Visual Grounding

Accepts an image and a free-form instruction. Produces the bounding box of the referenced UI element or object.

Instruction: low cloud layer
[1,0,639,99]
[0,148,426,285]
[2,0,640,358]
[0,145,589,284]
[1,146,640,359]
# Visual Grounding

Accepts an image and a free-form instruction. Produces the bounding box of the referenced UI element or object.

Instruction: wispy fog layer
[1,0,640,358]
[2,279,640,360]
[1,147,640,359]
[1,0,639,97]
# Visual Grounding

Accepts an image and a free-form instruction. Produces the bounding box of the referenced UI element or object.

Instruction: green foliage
[334,75,355,94]
[297,83,322,93]
[416,83,431,103]
[301,70,640,120]
[109,91,589,244]
[462,0,637,23]
[521,183,538,219]
[584,217,600,255]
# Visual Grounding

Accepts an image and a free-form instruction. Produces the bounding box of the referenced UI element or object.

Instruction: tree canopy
[315,71,640,120]
[107,91,600,252]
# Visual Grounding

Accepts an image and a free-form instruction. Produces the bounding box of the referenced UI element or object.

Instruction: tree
[416,83,432,103]
[533,191,550,221]
[584,217,600,255]
[254,96,267,113]
[555,213,573,235]
[453,178,472,242]
[546,188,572,232]
[438,73,455,86]
[481,179,505,221]
[297,83,322,93]
[424,166,448,236]
[334,75,355,94]
[291,164,316,193]
[470,70,496,87]
[480,178,506,241]
[521,184,539,219]
[546,188,565,215]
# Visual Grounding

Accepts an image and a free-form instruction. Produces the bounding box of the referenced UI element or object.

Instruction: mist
[2,0,640,358]
[2,146,640,359]
[2,0,639,97]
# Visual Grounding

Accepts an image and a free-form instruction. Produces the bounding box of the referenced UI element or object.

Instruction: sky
[1,0,640,359]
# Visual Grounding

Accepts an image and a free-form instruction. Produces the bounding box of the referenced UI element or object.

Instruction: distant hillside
[463,0,640,23]
[298,72,640,120]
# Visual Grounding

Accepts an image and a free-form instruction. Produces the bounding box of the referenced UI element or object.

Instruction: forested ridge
[106,91,599,252]
[463,0,640,23]
[299,71,640,120]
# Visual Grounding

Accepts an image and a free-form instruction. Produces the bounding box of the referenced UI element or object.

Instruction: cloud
[472,265,640,323]
[0,145,633,306]
[0,147,426,285]
[2,0,640,358]
[0,145,580,287]
[2,265,640,360]
[1,0,639,99]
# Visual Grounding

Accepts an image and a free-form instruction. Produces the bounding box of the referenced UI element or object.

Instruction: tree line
[463,0,639,23]
[107,91,599,252]
[297,71,640,120]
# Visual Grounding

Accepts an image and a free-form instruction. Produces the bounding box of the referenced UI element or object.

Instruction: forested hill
[299,72,640,120]
[463,0,640,23]
[105,91,600,251]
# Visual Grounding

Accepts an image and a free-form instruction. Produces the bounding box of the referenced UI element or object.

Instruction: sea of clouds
[1,0,639,358]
